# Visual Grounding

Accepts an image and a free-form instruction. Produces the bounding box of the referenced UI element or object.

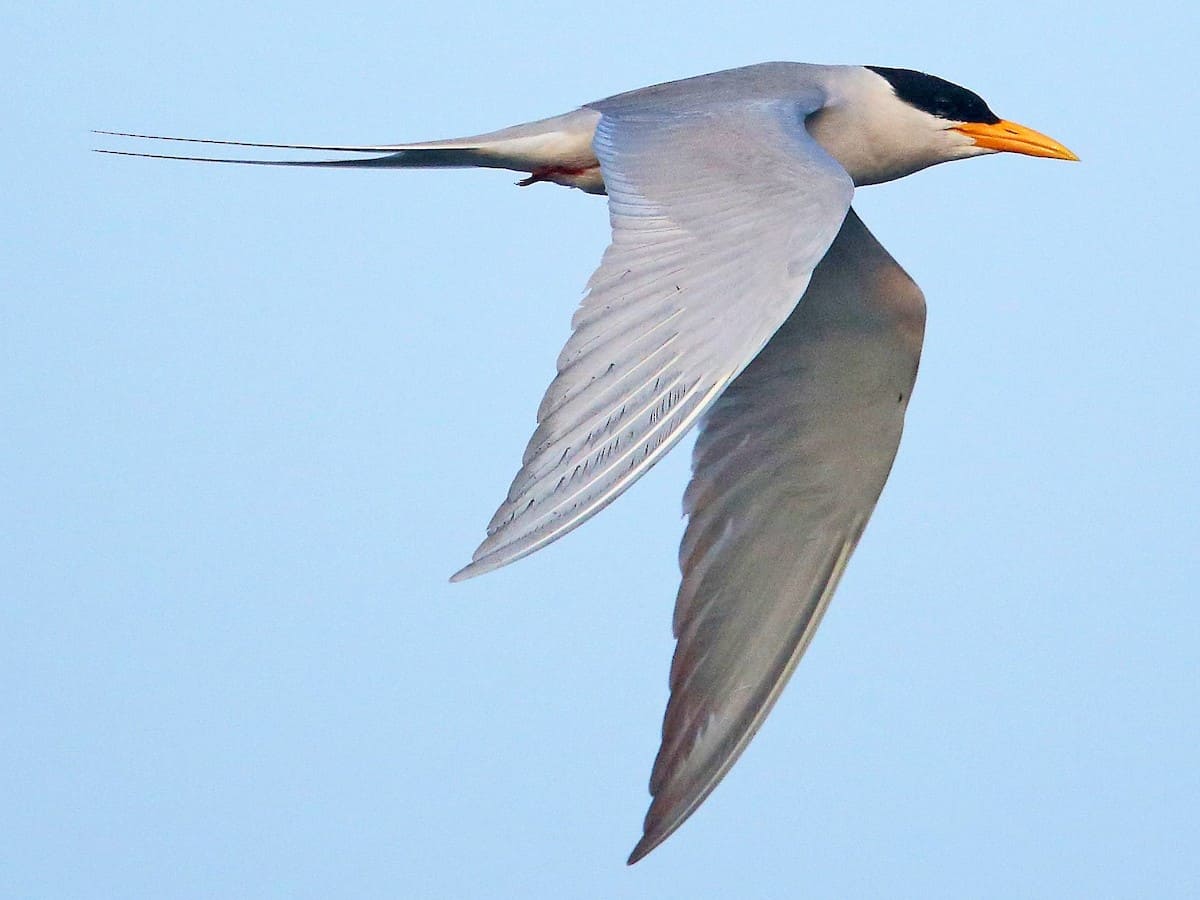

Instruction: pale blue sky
[5,2,1198,897]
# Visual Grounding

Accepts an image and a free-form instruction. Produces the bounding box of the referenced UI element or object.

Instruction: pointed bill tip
[953,119,1079,161]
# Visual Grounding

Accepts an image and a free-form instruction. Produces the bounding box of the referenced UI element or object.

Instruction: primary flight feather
[97,61,1076,863]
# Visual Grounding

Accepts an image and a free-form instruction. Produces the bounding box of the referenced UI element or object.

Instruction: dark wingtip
[626,833,661,866]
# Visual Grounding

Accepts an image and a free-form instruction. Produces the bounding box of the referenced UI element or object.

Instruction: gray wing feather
[453,95,853,580]
[629,209,927,863]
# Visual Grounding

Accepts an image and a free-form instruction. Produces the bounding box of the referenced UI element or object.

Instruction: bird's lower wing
[453,96,853,579]
[629,209,927,862]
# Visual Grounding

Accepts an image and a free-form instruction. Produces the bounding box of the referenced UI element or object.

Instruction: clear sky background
[5,2,1198,897]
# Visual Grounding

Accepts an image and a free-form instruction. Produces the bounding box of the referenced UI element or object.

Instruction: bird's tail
[94,108,604,191]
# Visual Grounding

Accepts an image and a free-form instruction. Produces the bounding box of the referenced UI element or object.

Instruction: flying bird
[97,62,1076,863]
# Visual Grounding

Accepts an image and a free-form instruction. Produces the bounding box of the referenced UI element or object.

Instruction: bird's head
[867,66,1078,162]
[808,65,1078,185]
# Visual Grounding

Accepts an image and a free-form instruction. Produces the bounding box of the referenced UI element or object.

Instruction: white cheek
[946,128,995,159]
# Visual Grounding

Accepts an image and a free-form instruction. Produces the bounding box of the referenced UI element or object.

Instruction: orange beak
[952,119,1079,161]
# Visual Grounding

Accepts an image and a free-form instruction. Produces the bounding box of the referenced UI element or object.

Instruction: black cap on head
[866,66,1000,124]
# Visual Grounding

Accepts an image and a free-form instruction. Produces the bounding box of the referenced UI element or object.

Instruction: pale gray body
[99,61,1063,863]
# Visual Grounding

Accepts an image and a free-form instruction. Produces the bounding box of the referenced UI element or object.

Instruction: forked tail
[94,108,604,191]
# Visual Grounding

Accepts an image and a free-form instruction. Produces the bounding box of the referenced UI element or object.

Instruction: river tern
[97,62,1077,863]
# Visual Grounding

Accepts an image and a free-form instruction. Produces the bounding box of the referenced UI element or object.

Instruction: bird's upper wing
[452,94,854,579]
[629,208,927,863]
